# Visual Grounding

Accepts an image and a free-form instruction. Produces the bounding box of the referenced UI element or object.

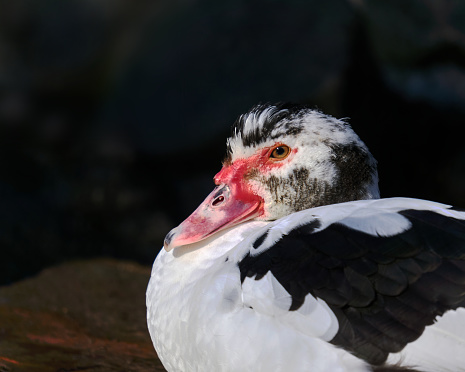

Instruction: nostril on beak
[212,195,225,207]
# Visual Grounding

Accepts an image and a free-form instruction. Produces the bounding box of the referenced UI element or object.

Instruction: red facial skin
[163,143,296,251]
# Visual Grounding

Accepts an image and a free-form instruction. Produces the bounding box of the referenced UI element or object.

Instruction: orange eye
[270,145,291,160]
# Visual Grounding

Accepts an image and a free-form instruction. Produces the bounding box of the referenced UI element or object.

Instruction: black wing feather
[238,209,465,365]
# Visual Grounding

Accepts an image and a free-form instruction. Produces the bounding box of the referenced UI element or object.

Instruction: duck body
[147,104,465,372]
[147,219,367,372]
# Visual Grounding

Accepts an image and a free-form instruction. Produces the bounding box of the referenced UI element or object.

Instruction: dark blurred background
[1,0,464,285]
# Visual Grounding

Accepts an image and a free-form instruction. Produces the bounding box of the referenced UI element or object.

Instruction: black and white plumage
[147,103,465,372]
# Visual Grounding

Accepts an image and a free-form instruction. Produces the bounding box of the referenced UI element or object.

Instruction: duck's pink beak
[163,164,263,251]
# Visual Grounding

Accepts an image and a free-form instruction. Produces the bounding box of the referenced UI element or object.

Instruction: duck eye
[270,145,291,160]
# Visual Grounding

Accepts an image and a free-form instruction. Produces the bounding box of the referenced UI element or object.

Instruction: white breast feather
[242,272,339,340]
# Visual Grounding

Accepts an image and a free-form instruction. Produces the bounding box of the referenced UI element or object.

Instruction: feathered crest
[225,103,314,162]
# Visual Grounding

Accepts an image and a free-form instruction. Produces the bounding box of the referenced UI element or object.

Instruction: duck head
[164,103,379,251]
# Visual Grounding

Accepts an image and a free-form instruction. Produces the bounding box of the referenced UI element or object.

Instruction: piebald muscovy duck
[147,103,465,372]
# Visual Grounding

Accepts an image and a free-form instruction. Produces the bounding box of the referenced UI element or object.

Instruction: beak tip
[163,229,176,252]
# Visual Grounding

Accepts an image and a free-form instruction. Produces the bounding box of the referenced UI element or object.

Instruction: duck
[146,103,465,372]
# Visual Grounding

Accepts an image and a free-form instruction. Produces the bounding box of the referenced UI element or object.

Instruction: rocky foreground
[0,259,165,372]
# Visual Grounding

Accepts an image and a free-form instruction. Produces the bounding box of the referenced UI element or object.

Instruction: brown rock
[0,259,165,372]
